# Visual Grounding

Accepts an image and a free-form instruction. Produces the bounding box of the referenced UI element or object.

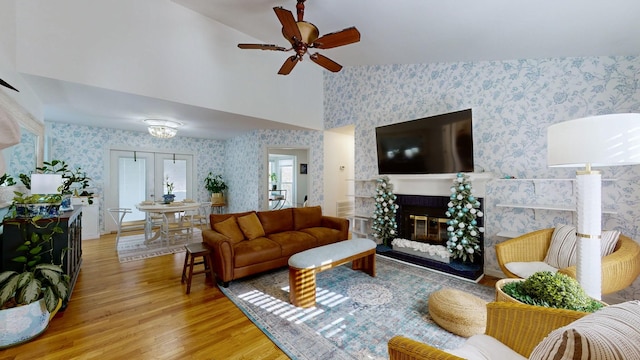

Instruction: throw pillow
[237,212,266,240]
[544,225,577,269]
[600,230,621,257]
[212,216,245,244]
[530,300,640,360]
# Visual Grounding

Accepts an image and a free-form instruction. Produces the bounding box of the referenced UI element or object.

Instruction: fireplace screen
[410,215,448,243]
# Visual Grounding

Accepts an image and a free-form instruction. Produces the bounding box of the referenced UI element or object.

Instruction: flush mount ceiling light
[144,119,183,139]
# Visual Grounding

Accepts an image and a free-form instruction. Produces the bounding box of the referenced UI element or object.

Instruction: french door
[106,150,194,228]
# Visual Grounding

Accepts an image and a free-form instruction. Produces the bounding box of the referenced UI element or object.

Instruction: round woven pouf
[428,288,487,337]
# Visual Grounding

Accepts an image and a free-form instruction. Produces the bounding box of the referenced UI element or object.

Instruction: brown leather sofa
[202,206,349,287]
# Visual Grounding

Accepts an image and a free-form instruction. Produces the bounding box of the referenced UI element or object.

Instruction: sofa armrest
[485,302,586,357]
[202,229,235,284]
[388,336,463,360]
[321,215,349,240]
[495,228,554,277]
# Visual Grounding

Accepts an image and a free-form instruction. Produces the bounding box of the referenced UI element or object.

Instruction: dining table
[135,201,201,244]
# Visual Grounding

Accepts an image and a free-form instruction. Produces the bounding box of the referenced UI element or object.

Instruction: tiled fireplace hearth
[375,174,491,282]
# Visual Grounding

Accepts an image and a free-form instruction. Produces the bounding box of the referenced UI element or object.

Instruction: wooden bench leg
[289,267,317,308]
[352,249,376,277]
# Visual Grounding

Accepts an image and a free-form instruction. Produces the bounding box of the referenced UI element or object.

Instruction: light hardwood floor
[2,232,498,360]
[1,232,289,360]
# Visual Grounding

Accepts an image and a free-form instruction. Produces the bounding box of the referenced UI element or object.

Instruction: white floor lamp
[547,113,640,300]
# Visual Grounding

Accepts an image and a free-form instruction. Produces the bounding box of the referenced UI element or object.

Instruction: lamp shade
[547,113,640,167]
[31,174,62,194]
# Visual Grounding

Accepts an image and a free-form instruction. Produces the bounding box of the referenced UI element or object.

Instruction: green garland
[371,176,398,246]
[445,173,484,262]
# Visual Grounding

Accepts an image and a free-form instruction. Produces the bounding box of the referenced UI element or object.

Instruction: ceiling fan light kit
[144,119,183,139]
[238,0,360,75]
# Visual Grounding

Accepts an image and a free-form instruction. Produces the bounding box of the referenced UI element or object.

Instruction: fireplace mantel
[387,173,494,198]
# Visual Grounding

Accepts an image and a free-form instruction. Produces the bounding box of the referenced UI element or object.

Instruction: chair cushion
[544,224,578,269]
[505,261,558,279]
[237,213,266,240]
[530,300,640,360]
[212,216,245,244]
[447,334,527,360]
[233,237,282,267]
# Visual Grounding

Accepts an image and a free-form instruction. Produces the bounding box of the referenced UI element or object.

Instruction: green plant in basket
[501,271,604,313]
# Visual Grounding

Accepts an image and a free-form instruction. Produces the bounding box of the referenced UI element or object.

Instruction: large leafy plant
[0,216,69,312]
[204,172,227,194]
[501,271,604,313]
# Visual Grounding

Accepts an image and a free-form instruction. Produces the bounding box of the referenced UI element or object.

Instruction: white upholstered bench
[288,238,377,308]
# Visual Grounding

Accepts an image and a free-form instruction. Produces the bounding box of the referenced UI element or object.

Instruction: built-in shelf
[495,203,617,214]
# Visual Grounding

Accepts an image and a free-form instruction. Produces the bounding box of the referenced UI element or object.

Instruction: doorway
[105,149,194,231]
[266,148,309,210]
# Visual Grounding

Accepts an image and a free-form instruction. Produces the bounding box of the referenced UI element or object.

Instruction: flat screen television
[375,109,473,175]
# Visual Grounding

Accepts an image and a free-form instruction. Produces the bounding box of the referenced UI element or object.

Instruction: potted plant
[204,172,227,205]
[270,172,277,191]
[0,215,69,348]
[496,271,605,313]
[163,176,175,204]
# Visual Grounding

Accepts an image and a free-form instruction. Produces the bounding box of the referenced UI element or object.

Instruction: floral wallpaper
[224,129,323,213]
[324,55,640,301]
[5,127,37,178]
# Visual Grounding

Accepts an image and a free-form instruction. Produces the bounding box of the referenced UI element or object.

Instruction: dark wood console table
[1,207,82,309]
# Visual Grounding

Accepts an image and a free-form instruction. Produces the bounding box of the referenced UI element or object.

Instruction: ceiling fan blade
[273,7,302,43]
[278,56,299,75]
[310,53,342,73]
[0,78,19,92]
[238,43,287,51]
[312,27,360,49]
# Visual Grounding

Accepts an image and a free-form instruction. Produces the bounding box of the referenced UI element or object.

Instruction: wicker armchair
[495,229,640,294]
[388,302,587,360]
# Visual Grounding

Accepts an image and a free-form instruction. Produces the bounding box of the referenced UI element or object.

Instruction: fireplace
[377,193,485,282]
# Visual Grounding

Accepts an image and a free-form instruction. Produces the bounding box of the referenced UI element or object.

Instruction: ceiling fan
[238,0,360,75]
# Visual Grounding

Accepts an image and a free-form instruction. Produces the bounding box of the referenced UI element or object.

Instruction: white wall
[14,0,323,130]
[323,127,354,217]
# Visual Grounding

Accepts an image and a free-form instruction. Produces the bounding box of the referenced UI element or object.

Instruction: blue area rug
[220,255,494,359]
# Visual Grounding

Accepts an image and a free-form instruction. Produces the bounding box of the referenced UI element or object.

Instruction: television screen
[375,109,473,175]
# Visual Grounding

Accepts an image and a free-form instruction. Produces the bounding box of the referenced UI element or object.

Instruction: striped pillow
[600,230,620,257]
[544,225,577,269]
[530,300,640,360]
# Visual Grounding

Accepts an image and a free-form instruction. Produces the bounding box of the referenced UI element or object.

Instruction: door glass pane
[119,157,147,221]
[163,159,187,201]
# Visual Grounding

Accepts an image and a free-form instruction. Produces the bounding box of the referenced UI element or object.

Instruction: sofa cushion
[447,334,527,360]
[257,208,294,235]
[233,237,282,267]
[212,216,245,244]
[293,206,322,230]
[302,227,343,246]
[237,213,266,240]
[267,231,317,257]
[530,300,640,360]
[544,224,578,269]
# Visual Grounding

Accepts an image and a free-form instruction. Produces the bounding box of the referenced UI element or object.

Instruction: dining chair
[107,208,132,250]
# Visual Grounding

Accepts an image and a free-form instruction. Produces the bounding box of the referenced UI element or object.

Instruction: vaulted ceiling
[17,0,640,139]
